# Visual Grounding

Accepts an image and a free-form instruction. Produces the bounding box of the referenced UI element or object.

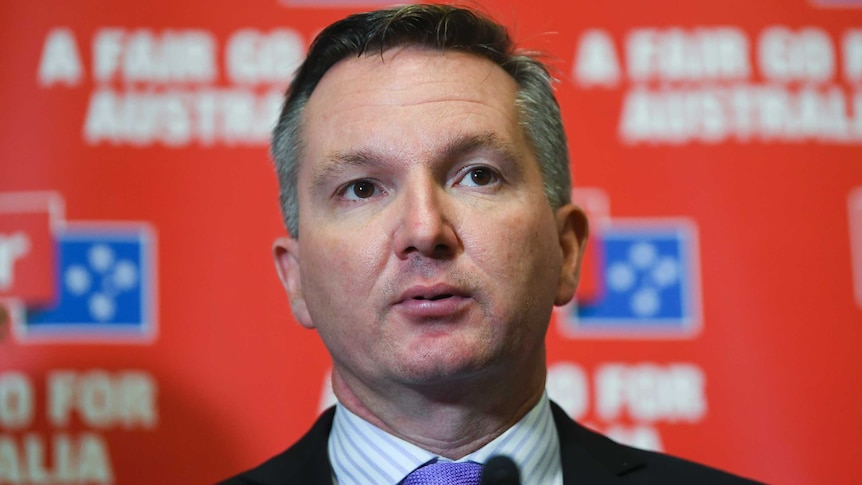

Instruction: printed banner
[1,0,860,484]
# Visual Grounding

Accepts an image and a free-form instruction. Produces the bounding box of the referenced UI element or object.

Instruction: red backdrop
[1,0,861,483]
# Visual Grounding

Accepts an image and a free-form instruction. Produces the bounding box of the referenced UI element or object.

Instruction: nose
[392,178,459,260]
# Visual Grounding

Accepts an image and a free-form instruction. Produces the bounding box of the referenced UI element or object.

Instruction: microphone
[480,455,521,485]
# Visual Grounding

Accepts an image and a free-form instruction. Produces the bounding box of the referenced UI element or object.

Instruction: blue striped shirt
[329,392,563,485]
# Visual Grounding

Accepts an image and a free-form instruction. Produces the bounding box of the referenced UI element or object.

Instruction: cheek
[299,241,373,355]
[475,210,559,277]
[481,211,561,319]
[299,226,391,326]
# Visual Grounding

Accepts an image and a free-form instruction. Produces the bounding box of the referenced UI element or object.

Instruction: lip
[393,283,472,319]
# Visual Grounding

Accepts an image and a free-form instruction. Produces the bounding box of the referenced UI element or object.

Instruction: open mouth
[397,284,468,307]
[414,294,453,301]
[395,285,469,318]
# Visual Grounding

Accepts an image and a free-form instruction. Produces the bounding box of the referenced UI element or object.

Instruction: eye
[459,167,498,187]
[340,180,378,201]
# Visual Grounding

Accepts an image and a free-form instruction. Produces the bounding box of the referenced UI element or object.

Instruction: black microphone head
[481,455,521,485]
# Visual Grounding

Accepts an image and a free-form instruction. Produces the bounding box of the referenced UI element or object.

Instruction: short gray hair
[271,4,571,237]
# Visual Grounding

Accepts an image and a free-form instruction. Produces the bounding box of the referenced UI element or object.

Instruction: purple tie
[402,460,483,485]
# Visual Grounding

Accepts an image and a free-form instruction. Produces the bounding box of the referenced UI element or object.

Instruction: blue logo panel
[24,226,156,340]
[564,222,700,337]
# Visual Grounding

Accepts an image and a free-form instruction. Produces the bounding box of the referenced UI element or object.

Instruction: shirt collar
[328,392,561,485]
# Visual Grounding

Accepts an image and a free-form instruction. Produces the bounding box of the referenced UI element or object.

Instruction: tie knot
[402,460,483,485]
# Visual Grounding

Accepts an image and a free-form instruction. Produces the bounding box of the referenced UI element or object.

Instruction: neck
[331,357,547,460]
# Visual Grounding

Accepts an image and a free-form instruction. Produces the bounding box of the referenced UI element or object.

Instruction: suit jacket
[220,402,762,484]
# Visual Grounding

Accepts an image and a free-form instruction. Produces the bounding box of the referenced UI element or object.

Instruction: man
[223,4,759,484]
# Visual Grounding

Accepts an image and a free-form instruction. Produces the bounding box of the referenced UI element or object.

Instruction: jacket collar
[550,401,647,482]
[238,401,648,484]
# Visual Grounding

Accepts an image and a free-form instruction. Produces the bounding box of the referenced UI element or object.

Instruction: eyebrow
[309,150,380,196]
[442,132,523,171]
[309,131,524,193]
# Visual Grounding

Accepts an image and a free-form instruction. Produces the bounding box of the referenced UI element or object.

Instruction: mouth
[413,293,454,301]
[394,283,472,319]
[398,283,468,303]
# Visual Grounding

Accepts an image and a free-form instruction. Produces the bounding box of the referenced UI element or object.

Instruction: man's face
[275,48,584,394]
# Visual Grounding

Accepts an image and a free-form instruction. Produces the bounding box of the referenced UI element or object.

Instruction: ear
[554,203,589,306]
[273,236,315,329]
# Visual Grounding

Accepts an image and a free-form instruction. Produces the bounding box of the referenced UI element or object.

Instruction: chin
[392,348,499,386]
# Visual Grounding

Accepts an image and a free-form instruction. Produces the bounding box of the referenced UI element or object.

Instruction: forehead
[299,47,524,164]
[308,46,518,110]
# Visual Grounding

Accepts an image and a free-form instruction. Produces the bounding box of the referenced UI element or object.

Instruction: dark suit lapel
[551,401,647,484]
[239,407,335,485]
[239,402,649,484]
